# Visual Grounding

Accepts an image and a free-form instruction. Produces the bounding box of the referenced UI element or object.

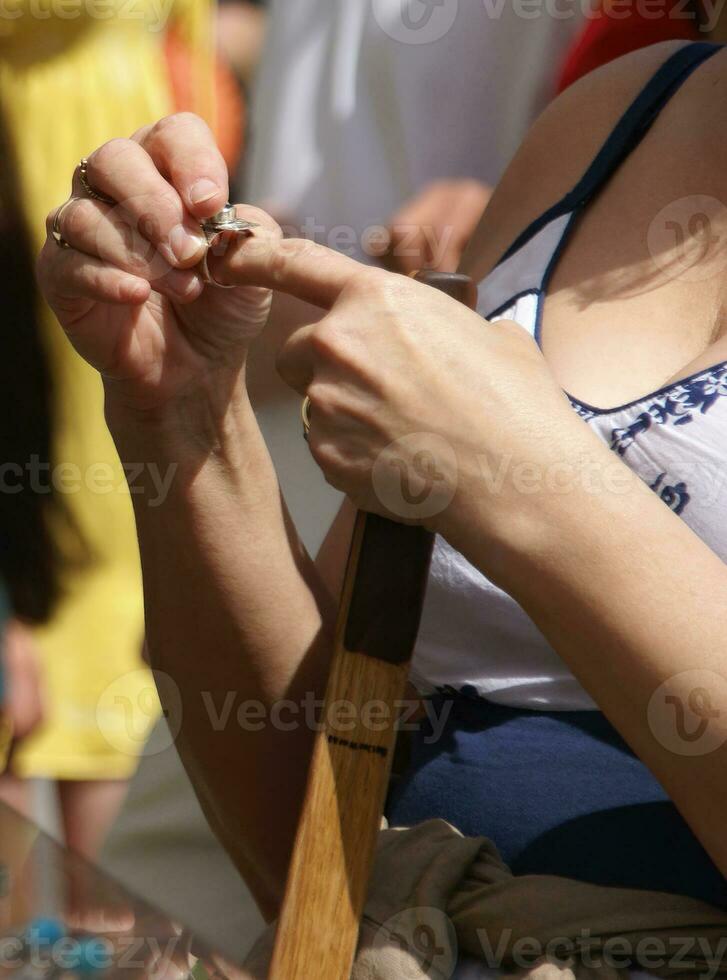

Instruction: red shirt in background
[557,0,702,92]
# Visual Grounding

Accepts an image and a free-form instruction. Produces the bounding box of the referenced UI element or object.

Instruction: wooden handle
[268,273,478,980]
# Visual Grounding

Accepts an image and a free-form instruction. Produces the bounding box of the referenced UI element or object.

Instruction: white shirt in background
[246,0,584,260]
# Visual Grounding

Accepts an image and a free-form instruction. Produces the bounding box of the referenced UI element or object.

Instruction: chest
[539,124,727,410]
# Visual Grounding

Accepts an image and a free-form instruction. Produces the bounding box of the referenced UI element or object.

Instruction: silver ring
[79,158,115,205]
[301,396,312,441]
[199,204,259,288]
[51,198,76,249]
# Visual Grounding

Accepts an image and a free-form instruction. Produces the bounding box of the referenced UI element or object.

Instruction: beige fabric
[244,820,727,980]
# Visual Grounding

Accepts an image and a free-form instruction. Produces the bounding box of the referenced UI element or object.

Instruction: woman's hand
[35,110,593,558]
[36,113,281,416]
[214,234,590,551]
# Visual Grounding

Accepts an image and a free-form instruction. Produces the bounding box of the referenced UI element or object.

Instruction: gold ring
[51,198,75,249]
[301,396,312,441]
[79,157,115,205]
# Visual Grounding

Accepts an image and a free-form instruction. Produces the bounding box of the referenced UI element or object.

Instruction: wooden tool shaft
[269,272,478,980]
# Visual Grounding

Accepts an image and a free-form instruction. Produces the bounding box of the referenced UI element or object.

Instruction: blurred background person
[0,107,69,811]
[216,0,267,96]
[0,0,248,858]
[557,0,706,90]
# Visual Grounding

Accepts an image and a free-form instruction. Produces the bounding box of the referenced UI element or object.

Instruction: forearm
[450,432,727,879]
[107,371,337,917]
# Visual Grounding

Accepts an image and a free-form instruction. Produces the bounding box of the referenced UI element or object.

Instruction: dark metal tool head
[412,270,478,310]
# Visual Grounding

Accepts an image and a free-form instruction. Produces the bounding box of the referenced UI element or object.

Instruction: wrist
[104,363,254,476]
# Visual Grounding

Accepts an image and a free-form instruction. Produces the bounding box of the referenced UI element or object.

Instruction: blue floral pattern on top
[570,402,597,423]
[567,363,727,452]
[649,473,691,515]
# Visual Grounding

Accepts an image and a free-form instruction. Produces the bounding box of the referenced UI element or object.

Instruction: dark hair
[0,113,82,623]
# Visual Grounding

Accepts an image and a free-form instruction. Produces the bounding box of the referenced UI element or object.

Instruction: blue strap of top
[500,42,722,265]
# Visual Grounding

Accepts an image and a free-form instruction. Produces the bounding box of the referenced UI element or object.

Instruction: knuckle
[309,320,342,359]
[37,246,74,309]
[308,438,344,483]
[90,137,134,177]
[130,123,153,144]
[266,237,309,283]
[312,446,362,498]
[345,266,386,299]
[84,263,104,295]
[306,381,337,419]
[134,186,182,227]
[45,207,58,236]
[383,275,412,304]
[153,111,203,136]
[63,198,95,240]
[361,270,409,310]
[265,243,289,284]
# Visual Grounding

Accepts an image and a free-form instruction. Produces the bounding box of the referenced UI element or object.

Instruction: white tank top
[411,43,727,711]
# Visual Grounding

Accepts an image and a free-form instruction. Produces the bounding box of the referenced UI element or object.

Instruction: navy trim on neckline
[566,359,727,418]
[490,41,725,418]
[496,42,721,269]
[485,287,540,322]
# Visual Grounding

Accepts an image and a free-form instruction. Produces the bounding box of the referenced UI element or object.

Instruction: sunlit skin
[37,42,727,918]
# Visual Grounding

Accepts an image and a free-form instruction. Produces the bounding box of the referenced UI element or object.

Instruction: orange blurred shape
[164,26,245,175]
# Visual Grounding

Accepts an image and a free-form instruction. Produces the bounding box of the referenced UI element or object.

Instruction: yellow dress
[0,0,212,778]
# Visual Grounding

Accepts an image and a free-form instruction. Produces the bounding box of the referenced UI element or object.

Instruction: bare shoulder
[461,41,695,282]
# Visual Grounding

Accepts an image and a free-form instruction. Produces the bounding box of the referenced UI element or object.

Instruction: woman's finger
[275,322,317,394]
[135,113,229,219]
[48,196,164,281]
[81,137,207,269]
[215,232,381,310]
[44,198,204,305]
[38,238,151,310]
[47,195,205,300]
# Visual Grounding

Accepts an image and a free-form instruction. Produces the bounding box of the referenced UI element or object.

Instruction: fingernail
[189,179,220,205]
[170,224,205,263]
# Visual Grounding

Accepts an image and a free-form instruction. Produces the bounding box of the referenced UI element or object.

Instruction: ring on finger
[199,204,259,288]
[301,395,312,442]
[51,198,76,249]
[79,157,115,205]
